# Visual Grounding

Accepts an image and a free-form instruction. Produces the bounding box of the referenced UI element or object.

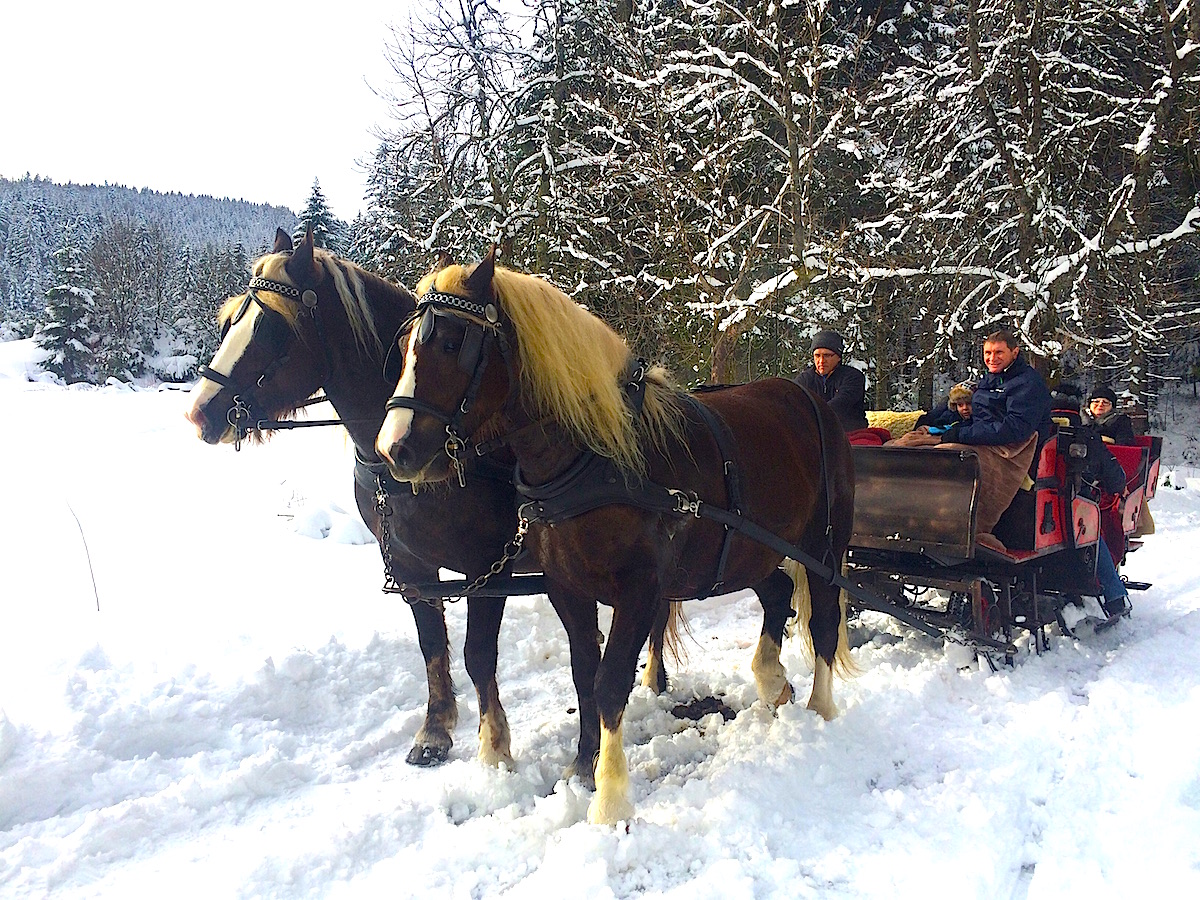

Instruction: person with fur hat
[1081,385,1135,445]
[914,382,974,431]
[793,329,868,433]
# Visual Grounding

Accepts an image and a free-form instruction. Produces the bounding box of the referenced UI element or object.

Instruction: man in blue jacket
[892,328,1053,549]
[937,329,1053,449]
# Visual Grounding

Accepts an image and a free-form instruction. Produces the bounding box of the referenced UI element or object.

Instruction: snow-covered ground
[2,337,1200,899]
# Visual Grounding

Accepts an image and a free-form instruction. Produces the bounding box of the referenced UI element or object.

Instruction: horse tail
[662,600,690,668]
[641,600,691,691]
[783,386,857,678]
[783,559,857,678]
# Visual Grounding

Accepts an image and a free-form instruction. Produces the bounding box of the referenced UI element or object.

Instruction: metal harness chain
[374,475,405,596]
[461,514,530,597]
[375,472,530,606]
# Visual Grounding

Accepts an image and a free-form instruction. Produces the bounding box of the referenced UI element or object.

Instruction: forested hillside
[7,1,1198,405]
[0,175,297,381]
[352,0,1200,406]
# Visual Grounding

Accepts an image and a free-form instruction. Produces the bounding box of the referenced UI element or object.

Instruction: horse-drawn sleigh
[187,231,1159,824]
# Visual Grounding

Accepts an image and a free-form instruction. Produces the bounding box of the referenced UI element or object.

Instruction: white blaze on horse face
[185,303,261,436]
[376,325,420,463]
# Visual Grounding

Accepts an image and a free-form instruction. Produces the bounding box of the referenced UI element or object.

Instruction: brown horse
[376,250,856,824]
[186,229,669,778]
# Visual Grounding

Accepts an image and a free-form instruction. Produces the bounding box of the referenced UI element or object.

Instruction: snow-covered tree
[848,0,1200,404]
[37,224,96,383]
[293,179,349,252]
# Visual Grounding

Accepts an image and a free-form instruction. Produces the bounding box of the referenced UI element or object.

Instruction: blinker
[220,294,254,340]
[254,307,291,353]
[458,323,485,374]
[416,307,437,345]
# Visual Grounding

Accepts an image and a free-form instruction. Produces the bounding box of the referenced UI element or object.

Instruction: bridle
[197,274,330,448]
[384,289,514,486]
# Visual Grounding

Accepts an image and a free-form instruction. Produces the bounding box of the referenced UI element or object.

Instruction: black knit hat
[811,330,844,357]
[1088,385,1118,405]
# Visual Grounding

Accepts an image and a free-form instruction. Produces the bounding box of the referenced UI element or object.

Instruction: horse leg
[801,568,845,722]
[751,568,797,707]
[640,599,671,694]
[406,599,458,765]
[546,581,602,788]
[590,588,660,825]
[464,596,511,768]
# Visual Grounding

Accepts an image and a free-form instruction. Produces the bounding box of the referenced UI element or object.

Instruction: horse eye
[442,338,460,354]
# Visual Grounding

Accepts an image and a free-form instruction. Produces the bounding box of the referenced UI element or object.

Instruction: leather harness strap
[515,372,746,600]
[682,393,744,597]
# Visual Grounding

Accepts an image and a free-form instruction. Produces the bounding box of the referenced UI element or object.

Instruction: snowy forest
[4,0,1200,407]
[351,0,1200,407]
[0,176,303,383]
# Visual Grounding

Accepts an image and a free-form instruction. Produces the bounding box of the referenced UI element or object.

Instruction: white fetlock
[752,634,789,707]
[588,789,635,826]
[477,710,513,768]
[805,657,839,721]
[588,723,632,825]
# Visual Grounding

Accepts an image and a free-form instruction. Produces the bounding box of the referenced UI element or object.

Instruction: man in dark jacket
[890,329,1053,548]
[938,330,1053,449]
[794,329,868,433]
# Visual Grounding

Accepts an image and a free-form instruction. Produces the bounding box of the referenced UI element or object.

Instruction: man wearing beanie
[794,329,868,433]
[1082,385,1135,445]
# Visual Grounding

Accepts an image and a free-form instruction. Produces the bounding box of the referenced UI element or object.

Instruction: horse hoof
[564,759,597,791]
[776,681,794,706]
[406,744,450,766]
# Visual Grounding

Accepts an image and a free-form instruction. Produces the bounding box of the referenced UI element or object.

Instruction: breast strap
[514,380,745,600]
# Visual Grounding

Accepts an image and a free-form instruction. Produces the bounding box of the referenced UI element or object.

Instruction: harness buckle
[445,427,467,488]
[669,489,702,518]
[227,395,252,451]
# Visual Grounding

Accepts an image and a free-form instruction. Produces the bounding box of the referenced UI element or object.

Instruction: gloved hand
[939,422,962,443]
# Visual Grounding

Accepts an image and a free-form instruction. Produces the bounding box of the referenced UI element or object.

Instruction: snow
[2,337,1200,898]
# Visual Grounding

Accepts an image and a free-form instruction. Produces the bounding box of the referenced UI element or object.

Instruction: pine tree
[293,179,349,252]
[37,225,95,383]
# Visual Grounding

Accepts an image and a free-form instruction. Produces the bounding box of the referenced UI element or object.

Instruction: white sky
[0,1,414,220]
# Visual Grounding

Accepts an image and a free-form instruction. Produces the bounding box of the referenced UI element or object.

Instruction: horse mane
[425,263,683,475]
[218,249,389,358]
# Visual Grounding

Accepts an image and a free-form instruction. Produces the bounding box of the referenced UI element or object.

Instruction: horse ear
[273,228,294,254]
[285,227,317,284]
[465,245,497,297]
[427,250,454,276]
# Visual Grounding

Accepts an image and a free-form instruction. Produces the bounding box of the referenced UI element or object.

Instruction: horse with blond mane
[185,230,684,779]
[376,250,855,825]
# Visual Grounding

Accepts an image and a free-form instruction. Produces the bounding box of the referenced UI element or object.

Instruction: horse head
[185,227,337,445]
[376,247,514,483]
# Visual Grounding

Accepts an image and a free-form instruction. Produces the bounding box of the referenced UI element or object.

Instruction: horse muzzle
[377,431,454,485]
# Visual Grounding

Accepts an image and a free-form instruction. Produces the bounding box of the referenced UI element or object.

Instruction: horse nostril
[377,438,403,470]
[391,442,410,469]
